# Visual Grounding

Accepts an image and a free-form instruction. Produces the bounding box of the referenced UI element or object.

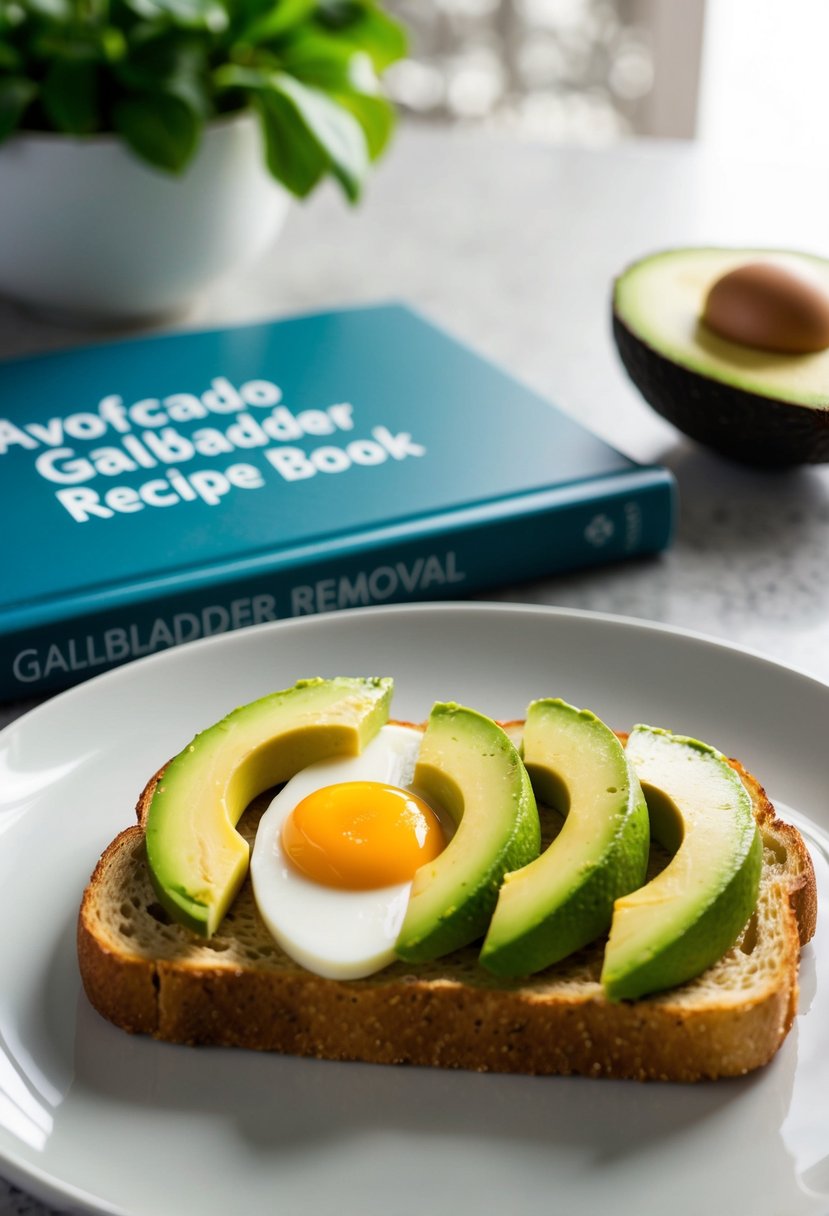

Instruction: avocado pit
[702,260,829,354]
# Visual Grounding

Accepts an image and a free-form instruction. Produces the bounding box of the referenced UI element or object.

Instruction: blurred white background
[385,0,823,157]
[698,0,829,161]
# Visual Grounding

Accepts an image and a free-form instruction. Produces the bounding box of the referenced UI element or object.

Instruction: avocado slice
[612,246,829,466]
[145,676,393,937]
[601,725,763,1002]
[394,703,540,963]
[479,699,650,977]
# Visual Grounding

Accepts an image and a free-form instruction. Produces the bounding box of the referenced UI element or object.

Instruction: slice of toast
[77,725,817,1081]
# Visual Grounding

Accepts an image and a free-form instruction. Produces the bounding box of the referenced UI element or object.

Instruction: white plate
[1,603,828,1216]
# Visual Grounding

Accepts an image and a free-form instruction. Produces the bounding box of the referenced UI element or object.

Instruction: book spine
[0,470,675,699]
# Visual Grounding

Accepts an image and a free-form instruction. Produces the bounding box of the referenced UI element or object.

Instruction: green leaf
[0,74,36,139]
[239,0,317,45]
[316,0,360,25]
[40,58,99,132]
[120,28,206,77]
[278,32,378,92]
[112,91,201,171]
[212,61,262,90]
[335,87,393,158]
[218,62,368,199]
[31,12,127,62]
[32,31,106,62]
[120,0,228,33]
[101,25,128,61]
[220,64,368,200]
[254,89,327,196]
[20,0,73,20]
[114,32,212,116]
[0,41,23,70]
[317,2,407,70]
[269,70,368,199]
[350,7,408,70]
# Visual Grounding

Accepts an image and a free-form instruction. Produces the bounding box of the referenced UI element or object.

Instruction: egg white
[250,724,425,980]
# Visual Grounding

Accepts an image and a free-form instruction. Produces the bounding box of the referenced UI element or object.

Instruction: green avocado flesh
[145,676,393,936]
[479,699,650,978]
[601,725,762,1002]
[614,247,829,408]
[394,703,541,963]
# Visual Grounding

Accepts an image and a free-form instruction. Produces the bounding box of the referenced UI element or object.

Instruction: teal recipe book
[0,303,676,697]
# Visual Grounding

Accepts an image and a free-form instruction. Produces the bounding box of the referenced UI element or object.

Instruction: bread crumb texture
[77,752,816,1082]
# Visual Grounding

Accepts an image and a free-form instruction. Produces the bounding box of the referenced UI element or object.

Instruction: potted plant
[0,0,406,321]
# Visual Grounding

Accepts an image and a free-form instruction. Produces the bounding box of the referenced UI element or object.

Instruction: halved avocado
[613,247,829,467]
[145,676,393,936]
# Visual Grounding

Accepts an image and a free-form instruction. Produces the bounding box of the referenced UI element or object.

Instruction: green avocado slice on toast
[394,702,540,962]
[479,698,650,977]
[144,676,393,937]
[602,724,763,1001]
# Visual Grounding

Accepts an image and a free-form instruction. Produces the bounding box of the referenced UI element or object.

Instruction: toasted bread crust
[78,826,160,1036]
[149,956,794,1080]
[77,722,817,1081]
[728,755,817,946]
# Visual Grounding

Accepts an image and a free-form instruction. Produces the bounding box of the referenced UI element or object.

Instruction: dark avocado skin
[612,310,829,468]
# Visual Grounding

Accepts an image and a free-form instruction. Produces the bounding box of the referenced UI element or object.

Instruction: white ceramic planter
[0,111,291,322]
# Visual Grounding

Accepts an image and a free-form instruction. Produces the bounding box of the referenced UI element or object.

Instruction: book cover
[0,303,675,698]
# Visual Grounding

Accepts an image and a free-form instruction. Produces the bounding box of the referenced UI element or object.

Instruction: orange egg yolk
[281,781,445,890]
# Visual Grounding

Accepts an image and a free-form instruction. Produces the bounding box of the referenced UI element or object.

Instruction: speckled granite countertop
[2,125,829,1213]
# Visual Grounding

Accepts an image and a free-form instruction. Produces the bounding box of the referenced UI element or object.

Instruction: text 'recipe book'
[0,303,676,698]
